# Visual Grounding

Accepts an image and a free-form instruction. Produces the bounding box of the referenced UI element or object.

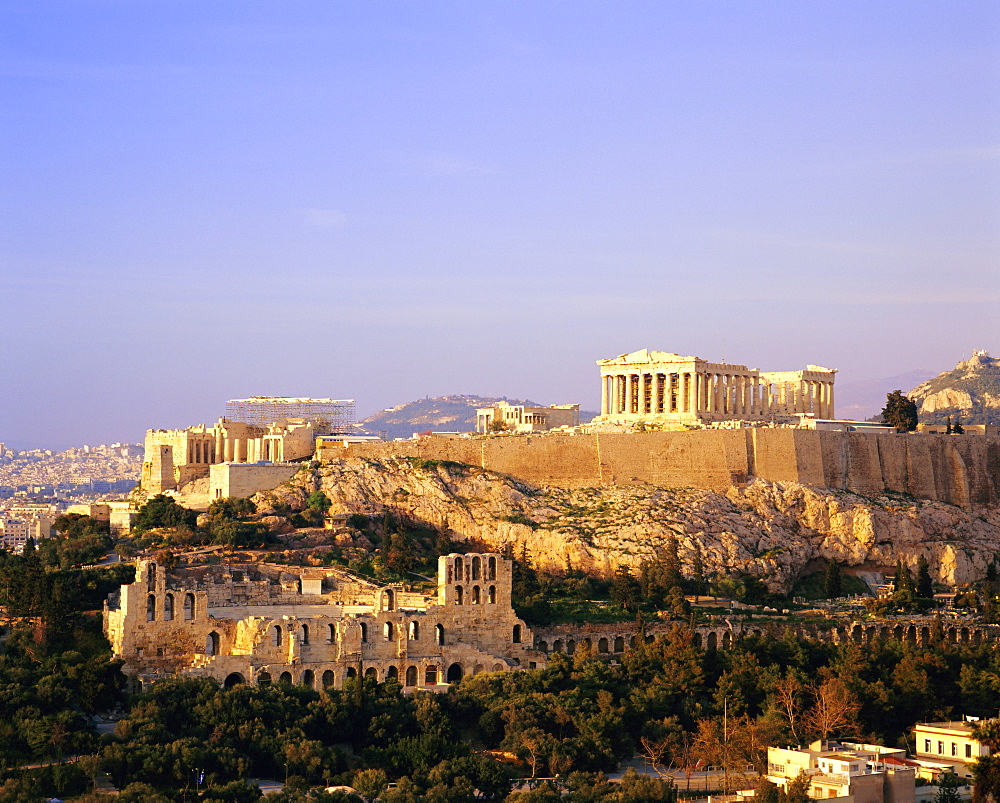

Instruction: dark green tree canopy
[882,390,919,432]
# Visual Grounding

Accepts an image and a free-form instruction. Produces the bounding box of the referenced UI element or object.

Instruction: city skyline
[2,1,998,447]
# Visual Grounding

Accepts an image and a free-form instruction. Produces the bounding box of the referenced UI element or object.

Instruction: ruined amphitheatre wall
[340,430,1000,507]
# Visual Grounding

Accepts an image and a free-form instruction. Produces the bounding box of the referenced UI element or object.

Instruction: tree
[916,555,934,600]
[780,771,812,803]
[946,417,953,435]
[882,391,918,432]
[611,566,641,613]
[135,495,198,534]
[307,491,332,513]
[755,775,780,803]
[804,677,860,741]
[936,772,963,803]
[972,720,1000,803]
[953,418,965,434]
[353,768,388,801]
[824,562,843,599]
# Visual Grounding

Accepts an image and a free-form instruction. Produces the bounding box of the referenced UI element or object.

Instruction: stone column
[224,438,234,463]
[638,373,647,414]
[734,376,744,417]
[601,375,609,417]
[215,431,223,464]
[651,373,660,415]
[828,382,835,419]
[624,373,633,416]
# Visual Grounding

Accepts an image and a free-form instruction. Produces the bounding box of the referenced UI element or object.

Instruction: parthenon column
[651,373,660,415]
[624,373,634,416]
[828,383,835,418]
[639,373,649,414]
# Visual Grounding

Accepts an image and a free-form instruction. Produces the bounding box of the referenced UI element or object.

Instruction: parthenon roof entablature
[597,349,699,366]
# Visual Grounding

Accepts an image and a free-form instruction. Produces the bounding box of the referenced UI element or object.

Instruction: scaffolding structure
[224,397,356,433]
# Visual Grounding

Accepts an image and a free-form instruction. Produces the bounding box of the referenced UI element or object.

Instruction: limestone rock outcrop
[909,350,1000,423]
[256,456,1000,590]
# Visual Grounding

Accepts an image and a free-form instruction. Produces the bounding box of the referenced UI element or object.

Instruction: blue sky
[2,1,999,447]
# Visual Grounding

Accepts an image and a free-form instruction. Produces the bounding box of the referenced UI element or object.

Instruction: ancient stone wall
[338,431,1000,506]
[104,555,543,692]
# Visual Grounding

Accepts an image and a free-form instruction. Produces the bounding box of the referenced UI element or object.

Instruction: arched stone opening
[598,638,609,653]
[328,623,336,643]
[567,639,576,655]
[447,663,463,683]
[707,632,717,650]
[206,631,220,656]
[488,585,496,604]
[409,621,420,640]
[360,623,368,642]
[301,624,309,645]
[538,640,549,653]
[365,667,378,679]
[384,589,395,611]
[456,586,464,605]
[346,667,357,679]
[454,556,463,581]
[279,671,292,685]
[472,585,481,604]
[553,639,564,652]
[384,622,395,641]
[257,672,272,686]
[386,666,399,682]
[488,556,497,580]
[405,665,418,686]
[513,624,522,644]
[272,625,283,647]
[322,670,334,688]
[491,663,504,672]
[425,665,438,685]
[614,636,624,653]
[302,670,315,689]
[471,556,481,580]
[224,672,245,688]
[163,594,174,621]
[146,594,156,622]
[435,624,445,646]
[184,593,195,620]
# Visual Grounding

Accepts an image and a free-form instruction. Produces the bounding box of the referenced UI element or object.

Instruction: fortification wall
[339,430,1000,506]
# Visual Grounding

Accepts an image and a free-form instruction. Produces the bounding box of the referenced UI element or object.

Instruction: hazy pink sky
[2,1,998,447]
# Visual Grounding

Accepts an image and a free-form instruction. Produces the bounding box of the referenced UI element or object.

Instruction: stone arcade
[104,553,542,691]
[596,349,836,426]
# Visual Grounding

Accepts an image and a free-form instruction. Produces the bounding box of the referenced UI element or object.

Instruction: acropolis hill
[134,352,1000,588]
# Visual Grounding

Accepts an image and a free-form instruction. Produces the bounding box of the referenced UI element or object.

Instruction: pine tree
[953,418,964,434]
[881,390,919,432]
[916,554,934,599]
[824,562,843,599]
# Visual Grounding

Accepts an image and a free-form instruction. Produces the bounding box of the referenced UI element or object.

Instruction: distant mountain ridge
[358,395,598,440]
[908,351,1000,425]
[836,369,939,421]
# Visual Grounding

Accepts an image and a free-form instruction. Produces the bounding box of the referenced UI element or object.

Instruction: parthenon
[596,349,836,425]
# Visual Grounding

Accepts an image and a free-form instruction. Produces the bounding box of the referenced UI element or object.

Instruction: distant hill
[907,350,1000,425]
[836,369,939,421]
[358,395,599,440]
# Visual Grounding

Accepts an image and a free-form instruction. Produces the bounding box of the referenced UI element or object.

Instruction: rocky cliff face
[909,351,1000,423]
[256,456,1000,590]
